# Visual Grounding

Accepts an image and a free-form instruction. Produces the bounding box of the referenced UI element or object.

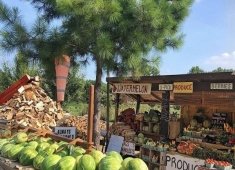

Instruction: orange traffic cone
[55,55,70,102]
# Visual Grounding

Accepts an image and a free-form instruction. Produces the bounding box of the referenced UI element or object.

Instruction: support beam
[114,94,120,122]
[106,82,110,151]
[136,95,141,114]
[160,91,170,140]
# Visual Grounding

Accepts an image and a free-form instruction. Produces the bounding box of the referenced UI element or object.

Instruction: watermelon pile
[0,132,149,170]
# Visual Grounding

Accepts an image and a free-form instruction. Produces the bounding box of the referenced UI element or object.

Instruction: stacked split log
[0,77,63,131]
[57,115,106,140]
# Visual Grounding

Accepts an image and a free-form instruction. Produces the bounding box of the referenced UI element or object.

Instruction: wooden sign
[210,83,233,90]
[112,83,151,94]
[106,135,124,153]
[54,127,76,139]
[121,141,135,156]
[159,84,173,91]
[173,82,193,93]
[166,153,204,170]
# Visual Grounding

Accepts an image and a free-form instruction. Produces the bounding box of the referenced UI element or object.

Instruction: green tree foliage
[0,52,40,92]
[0,63,15,92]
[1,0,193,146]
[188,66,205,74]
[211,67,234,73]
[188,66,234,74]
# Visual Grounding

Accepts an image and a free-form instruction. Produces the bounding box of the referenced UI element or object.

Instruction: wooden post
[106,82,110,151]
[87,85,94,153]
[136,95,141,114]
[160,91,170,140]
[115,94,120,122]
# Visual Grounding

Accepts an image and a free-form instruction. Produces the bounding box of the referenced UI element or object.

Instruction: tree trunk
[93,58,102,147]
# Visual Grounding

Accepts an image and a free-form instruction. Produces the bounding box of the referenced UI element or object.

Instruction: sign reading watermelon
[54,127,76,139]
[112,83,152,94]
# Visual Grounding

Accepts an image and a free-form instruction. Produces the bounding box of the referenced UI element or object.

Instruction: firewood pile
[57,115,106,140]
[0,77,63,131]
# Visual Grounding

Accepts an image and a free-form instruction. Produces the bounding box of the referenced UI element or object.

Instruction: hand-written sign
[210,83,233,90]
[121,141,135,156]
[212,113,227,128]
[112,83,151,94]
[54,127,76,139]
[166,153,204,170]
[173,82,193,93]
[159,84,173,91]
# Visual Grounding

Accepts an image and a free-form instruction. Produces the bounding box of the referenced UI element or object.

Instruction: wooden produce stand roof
[106,72,235,108]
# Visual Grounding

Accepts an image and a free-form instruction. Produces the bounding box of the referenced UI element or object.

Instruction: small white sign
[112,83,152,94]
[166,153,204,170]
[210,83,233,90]
[121,141,135,156]
[159,84,173,91]
[54,127,76,139]
[106,135,124,153]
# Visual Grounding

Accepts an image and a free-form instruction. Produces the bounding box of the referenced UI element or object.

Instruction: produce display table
[177,137,235,152]
[0,157,34,170]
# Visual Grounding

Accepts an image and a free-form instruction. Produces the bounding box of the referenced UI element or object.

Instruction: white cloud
[205,51,235,68]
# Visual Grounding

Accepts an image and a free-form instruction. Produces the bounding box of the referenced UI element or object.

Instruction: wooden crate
[140,146,167,170]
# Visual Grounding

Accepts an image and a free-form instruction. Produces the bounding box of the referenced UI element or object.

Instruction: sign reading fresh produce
[173,82,193,93]
[54,127,76,139]
[112,83,152,94]
[166,153,204,170]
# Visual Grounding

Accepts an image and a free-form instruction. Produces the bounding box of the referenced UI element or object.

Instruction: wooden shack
[106,72,235,137]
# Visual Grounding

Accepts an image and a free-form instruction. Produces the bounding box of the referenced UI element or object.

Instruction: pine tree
[1,0,193,146]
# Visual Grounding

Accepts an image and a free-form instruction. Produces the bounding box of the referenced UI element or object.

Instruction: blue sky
[1,0,235,80]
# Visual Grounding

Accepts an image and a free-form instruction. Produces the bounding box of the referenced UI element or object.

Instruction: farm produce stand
[106,72,235,169]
